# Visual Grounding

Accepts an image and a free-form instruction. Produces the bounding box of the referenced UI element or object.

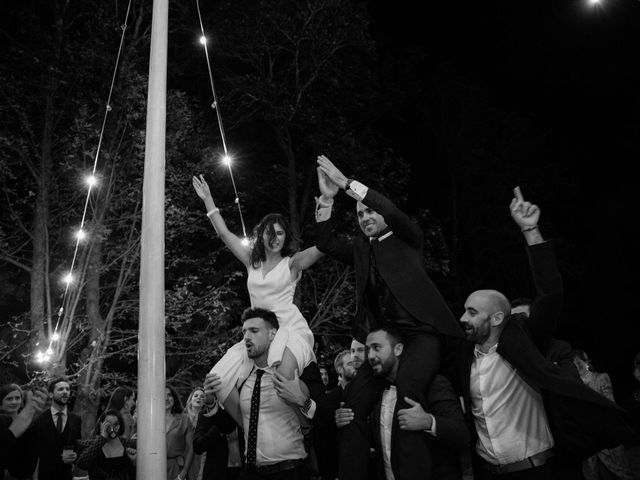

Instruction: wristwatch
[344,179,353,191]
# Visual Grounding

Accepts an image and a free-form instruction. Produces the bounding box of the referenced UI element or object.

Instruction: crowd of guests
[2,155,639,480]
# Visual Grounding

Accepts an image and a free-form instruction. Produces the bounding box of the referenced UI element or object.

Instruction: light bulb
[200,36,207,45]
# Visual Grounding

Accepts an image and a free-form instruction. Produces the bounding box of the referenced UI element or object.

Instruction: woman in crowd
[106,386,136,439]
[76,409,136,480]
[573,350,634,480]
[165,385,194,480]
[192,175,322,416]
[185,387,205,480]
[0,384,23,419]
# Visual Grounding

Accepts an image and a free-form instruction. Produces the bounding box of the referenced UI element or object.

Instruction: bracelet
[206,208,220,217]
[521,225,538,232]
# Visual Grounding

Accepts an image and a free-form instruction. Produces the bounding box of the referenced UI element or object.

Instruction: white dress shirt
[380,386,437,480]
[470,344,554,465]
[50,405,68,432]
[239,366,307,466]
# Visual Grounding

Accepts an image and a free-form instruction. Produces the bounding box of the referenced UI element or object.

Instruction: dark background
[367,0,639,401]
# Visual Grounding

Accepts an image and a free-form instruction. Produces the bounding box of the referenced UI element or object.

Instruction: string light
[86,175,98,187]
[241,237,250,246]
[36,0,134,366]
[196,0,248,241]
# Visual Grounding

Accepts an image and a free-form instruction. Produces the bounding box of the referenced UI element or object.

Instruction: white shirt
[50,405,68,432]
[380,386,437,480]
[470,344,554,465]
[239,366,307,466]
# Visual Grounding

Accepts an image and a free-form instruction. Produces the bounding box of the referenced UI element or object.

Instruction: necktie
[246,369,265,465]
[55,411,63,433]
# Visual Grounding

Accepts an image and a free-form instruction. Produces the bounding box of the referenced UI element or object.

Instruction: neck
[254,355,268,368]
[386,362,399,384]
[477,338,498,354]
[264,250,281,262]
[52,403,65,412]
[339,377,348,388]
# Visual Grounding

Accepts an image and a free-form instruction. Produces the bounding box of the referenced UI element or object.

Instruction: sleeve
[361,188,423,248]
[76,436,108,471]
[426,376,470,449]
[314,213,355,266]
[524,241,563,349]
[193,411,226,455]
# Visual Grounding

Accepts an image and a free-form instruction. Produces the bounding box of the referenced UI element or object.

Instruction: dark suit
[316,187,463,480]
[1,414,39,480]
[453,242,635,479]
[34,409,82,480]
[370,375,469,480]
[194,409,237,480]
[312,386,343,480]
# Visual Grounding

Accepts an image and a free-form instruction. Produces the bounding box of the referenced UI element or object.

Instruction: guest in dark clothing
[452,187,635,480]
[193,404,239,480]
[76,409,136,480]
[0,388,47,480]
[335,327,469,480]
[315,155,463,480]
[34,377,83,480]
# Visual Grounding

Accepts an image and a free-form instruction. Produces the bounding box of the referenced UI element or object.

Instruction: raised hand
[397,397,432,431]
[317,167,339,200]
[192,175,213,202]
[510,186,540,230]
[317,155,349,191]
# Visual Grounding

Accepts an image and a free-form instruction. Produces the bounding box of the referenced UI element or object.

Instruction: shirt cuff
[301,399,317,419]
[424,414,436,436]
[345,180,368,202]
[315,197,333,223]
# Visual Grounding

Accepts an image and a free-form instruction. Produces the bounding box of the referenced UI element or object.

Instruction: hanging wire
[42,0,134,361]
[195,0,248,239]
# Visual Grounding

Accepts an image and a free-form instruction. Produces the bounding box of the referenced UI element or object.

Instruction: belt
[480,449,554,475]
[245,458,306,475]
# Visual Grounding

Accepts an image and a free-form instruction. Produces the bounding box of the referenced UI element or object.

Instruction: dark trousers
[338,331,440,480]
[475,463,554,480]
[238,464,309,480]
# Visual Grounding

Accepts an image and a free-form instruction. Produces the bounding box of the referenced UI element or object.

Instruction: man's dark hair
[369,325,405,347]
[241,307,279,330]
[48,377,70,393]
[511,297,532,308]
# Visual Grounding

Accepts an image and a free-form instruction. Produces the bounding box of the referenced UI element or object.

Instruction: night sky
[1,0,639,400]
[366,0,640,400]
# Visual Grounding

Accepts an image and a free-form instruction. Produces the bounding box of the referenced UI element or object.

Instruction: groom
[314,155,463,480]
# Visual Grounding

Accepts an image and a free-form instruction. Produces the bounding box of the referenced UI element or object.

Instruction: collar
[50,405,68,416]
[369,230,394,243]
[473,342,499,358]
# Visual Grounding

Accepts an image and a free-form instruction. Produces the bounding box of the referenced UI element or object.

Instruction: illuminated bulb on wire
[52,332,60,341]
[46,347,53,355]
[63,273,73,285]
[200,36,207,45]
[76,229,86,241]
[86,175,97,187]
[241,237,250,246]
[589,0,600,4]
[222,155,232,166]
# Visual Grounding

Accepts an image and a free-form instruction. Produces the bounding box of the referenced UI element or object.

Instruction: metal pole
[137,0,168,477]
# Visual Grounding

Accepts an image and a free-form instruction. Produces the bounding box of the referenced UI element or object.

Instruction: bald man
[454,188,634,480]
